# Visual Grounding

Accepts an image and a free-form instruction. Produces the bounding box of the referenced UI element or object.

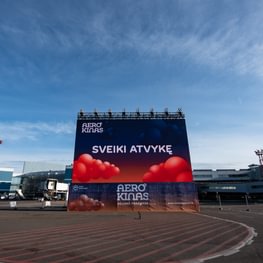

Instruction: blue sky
[1,0,263,172]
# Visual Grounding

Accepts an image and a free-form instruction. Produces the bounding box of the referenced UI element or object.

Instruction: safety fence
[0,200,67,211]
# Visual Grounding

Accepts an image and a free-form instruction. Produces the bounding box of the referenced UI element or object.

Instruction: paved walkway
[0,210,255,263]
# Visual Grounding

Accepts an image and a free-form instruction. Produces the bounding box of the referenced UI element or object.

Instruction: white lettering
[129,145,137,153]
[81,122,103,133]
[117,184,149,202]
[92,145,173,154]
[92,145,99,154]
[129,145,173,155]
[92,145,126,154]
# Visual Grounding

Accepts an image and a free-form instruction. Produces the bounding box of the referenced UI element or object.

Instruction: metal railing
[77,109,185,120]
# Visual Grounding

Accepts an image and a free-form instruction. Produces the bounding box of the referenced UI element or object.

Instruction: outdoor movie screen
[68,117,199,212]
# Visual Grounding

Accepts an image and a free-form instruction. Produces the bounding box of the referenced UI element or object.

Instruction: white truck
[43,179,69,200]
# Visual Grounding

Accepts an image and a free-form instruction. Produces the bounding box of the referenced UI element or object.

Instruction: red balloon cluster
[68,194,104,211]
[72,154,120,182]
[143,156,193,182]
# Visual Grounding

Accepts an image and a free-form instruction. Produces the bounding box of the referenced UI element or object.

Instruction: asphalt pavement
[202,204,263,263]
[0,202,262,263]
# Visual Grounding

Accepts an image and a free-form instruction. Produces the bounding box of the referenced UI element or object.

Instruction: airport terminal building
[1,162,71,200]
[2,162,263,201]
[194,164,263,200]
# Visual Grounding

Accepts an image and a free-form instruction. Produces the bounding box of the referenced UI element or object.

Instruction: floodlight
[164,108,169,117]
[79,109,84,118]
[108,109,112,118]
[94,109,99,118]
[150,108,154,118]
[122,109,126,117]
[177,108,184,118]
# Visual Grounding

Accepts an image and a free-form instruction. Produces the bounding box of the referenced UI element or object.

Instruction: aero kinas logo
[117,184,149,202]
[81,122,103,133]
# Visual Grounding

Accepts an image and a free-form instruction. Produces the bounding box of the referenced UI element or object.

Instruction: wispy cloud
[0,1,263,171]
[0,121,75,141]
[0,121,75,170]
[1,1,263,78]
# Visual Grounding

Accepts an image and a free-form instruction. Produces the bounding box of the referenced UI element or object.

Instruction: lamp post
[216,192,223,210]
[245,192,250,211]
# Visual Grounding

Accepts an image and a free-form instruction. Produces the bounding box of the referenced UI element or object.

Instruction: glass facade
[0,169,13,194]
[64,165,72,184]
[0,170,13,181]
